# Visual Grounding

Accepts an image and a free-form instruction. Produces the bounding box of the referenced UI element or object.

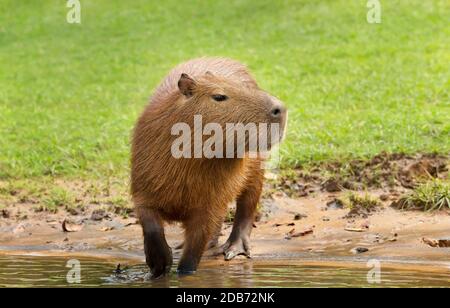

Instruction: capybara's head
[176,72,287,155]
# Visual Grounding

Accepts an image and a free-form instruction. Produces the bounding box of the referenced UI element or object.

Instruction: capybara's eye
[212,94,228,102]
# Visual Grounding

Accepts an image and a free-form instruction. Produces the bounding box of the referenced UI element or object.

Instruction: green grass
[39,187,75,213]
[393,179,450,211]
[344,193,381,210]
[0,0,449,179]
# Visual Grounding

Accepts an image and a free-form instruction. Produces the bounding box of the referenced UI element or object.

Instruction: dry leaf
[423,237,438,247]
[291,228,314,238]
[423,237,450,248]
[62,219,83,232]
[100,226,114,232]
[437,239,450,247]
[285,227,314,239]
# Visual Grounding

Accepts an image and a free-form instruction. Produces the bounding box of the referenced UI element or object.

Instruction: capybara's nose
[271,106,282,118]
[267,94,286,121]
[270,104,286,121]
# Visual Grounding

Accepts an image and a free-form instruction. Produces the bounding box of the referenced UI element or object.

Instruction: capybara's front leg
[136,207,173,279]
[220,170,264,261]
[178,215,221,274]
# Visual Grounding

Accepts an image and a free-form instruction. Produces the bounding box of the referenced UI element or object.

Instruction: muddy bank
[0,192,449,267]
[0,153,449,269]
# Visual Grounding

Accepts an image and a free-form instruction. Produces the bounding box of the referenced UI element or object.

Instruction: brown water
[0,256,448,288]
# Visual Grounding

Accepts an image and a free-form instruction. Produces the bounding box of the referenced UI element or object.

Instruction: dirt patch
[342,194,382,218]
[267,152,449,199]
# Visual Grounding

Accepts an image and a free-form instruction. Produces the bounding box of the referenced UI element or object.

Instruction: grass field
[0,0,449,179]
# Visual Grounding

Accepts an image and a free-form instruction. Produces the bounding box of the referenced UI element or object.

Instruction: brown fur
[131,57,286,277]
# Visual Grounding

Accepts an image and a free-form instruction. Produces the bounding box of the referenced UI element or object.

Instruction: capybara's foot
[147,253,172,279]
[177,257,198,276]
[217,235,251,261]
[145,244,173,279]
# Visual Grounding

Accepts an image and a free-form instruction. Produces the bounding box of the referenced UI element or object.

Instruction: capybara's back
[131,57,287,278]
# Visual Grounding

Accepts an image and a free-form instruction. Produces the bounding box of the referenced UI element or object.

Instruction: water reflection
[0,256,448,288]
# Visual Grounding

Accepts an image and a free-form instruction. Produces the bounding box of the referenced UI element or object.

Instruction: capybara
[131,58,287,278]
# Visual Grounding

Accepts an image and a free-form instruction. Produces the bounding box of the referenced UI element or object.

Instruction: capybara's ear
[178,73,196,97]
[205,71,214,77]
